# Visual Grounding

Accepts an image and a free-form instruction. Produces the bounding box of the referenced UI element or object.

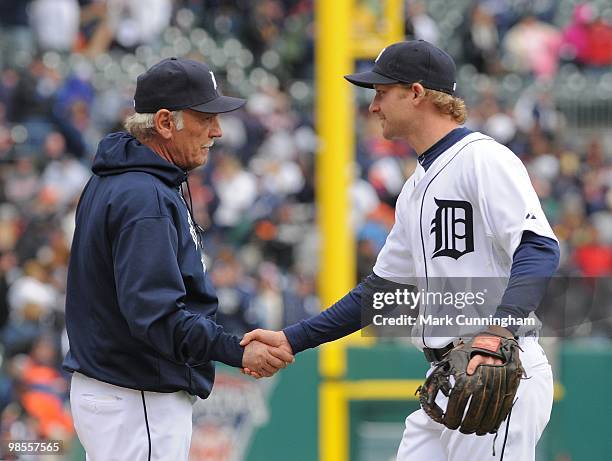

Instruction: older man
[63,57,293,461]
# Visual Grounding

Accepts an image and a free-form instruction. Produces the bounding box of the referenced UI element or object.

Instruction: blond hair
[124,110,184,140]
[424,89,467,124]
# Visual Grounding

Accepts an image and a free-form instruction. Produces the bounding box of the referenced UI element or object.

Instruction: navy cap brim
[190,95,246,114]
[344,70,400,88]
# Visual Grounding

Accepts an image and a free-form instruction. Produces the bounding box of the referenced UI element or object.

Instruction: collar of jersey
[417,127,473,172]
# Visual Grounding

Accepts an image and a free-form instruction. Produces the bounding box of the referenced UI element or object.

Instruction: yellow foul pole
[316,1,354,460]
[316,1,404,460]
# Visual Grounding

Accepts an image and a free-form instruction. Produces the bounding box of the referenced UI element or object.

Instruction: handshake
[240,329,294,379]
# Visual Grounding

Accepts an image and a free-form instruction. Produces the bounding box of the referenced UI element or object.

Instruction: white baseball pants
[397,337,554,461]
[70,372,195,461]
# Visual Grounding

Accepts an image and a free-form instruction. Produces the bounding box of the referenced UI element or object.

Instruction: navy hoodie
[63,132,244,398]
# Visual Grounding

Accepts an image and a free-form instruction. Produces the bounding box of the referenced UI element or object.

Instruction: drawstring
[499,401,515,460]
[180,176,205,249]
[492,398,516,459]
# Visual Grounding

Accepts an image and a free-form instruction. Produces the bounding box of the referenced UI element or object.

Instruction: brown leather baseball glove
[418,328,524,435]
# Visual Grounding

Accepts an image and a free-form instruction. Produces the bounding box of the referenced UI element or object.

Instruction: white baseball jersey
[373,131,557,348]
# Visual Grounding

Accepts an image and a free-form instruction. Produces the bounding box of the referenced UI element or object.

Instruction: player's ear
[154,109,174,139]
[412,83,426,101]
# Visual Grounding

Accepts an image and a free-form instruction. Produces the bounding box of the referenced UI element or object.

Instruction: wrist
[482,325,514,339]
[280,331,293,353]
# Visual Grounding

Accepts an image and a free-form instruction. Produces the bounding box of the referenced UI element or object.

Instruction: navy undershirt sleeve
[283,284,363,353]
[493,230,560,334]
[283,274,402,353]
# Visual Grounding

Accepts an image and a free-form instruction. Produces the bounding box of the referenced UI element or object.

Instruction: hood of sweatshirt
[92,132,187,186]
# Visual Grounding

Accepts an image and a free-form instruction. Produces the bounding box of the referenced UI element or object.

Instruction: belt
[423,329,539,363]
[423,343,454,363]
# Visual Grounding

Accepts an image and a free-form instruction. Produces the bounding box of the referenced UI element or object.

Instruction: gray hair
[124,110,184,140]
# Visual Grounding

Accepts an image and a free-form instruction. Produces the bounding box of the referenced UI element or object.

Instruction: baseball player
[242,40,559,460]
[63,58,293,461]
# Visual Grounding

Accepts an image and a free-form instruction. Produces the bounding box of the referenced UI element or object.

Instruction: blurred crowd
[0,0,610,452]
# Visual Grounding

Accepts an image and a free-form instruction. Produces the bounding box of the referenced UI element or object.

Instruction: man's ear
[412,82,426,101]
[154,109,174,139]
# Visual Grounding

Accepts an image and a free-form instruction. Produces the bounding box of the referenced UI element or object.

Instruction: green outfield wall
[246,341,612,461]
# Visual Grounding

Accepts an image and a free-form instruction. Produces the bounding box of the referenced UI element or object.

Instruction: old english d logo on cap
[209,71,218,90]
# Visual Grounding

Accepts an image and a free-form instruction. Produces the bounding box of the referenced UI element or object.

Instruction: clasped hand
[240,329,294,379]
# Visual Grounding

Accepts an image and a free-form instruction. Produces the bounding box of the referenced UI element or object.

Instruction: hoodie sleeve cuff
[283,322,313,354]
[209,332,245,368]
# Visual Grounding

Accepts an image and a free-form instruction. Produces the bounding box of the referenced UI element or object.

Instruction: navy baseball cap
[345,40,457,95]
[134,57,246,114]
